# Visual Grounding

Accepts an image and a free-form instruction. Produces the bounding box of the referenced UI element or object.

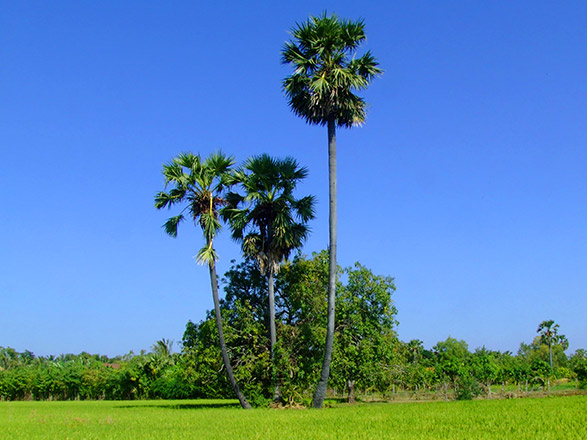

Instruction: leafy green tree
[181,321,199,351]
[223,154,315,401]
[155,152,251,409]
[331,263,397,403]
[471,347,499,397]
[570,349,587,388]
[530,359,552,390]
[180,318,233,399]
[0,347,19,370]
[273,251,330,404]
[218,251,401,405]
[282,12,382,408]
[537,320,568,369]
[433,337,471,399]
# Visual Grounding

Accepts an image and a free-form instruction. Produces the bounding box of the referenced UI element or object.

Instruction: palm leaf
[163,215,184,238]
[195,244,218,265]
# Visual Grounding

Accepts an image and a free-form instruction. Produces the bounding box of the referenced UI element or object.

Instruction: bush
[455,375,482,401]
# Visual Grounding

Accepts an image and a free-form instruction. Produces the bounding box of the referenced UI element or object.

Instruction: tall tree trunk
[268,271,281,402]
[313,116,337,409]
[549,342,553,369]
[209,261,252,409]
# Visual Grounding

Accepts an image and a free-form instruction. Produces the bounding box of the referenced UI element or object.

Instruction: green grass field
[1,396,586,439]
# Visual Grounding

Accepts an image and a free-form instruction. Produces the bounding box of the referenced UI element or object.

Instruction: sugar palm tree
[282,12,382,408]
[223,154,315,401]
[537,320,568,369]
[154,152,251,409]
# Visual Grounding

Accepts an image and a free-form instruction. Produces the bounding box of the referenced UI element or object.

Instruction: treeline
[2,251,586,404]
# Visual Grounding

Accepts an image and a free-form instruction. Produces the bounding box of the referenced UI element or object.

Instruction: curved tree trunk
[313,116,337,408]
[209,261,252,409]
[268,271,282,402]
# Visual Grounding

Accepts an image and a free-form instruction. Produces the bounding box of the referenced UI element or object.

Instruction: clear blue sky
[1,1,585,357]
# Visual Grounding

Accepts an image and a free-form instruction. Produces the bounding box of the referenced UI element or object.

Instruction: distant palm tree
[155,152,251,409]
[537,320,568,369]
[152,338,174,358]
[407,339,424,365]
[223,154,315,401]
[282,12,382,408]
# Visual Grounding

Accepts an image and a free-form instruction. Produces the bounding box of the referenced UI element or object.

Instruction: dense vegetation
[1,251,586,404]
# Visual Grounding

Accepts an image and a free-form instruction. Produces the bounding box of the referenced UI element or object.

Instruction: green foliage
[155,151,234,264]
[570,349,587,389]
[331,263,398,401]
[282,13,382,128]
[222,154,315,276]
[455,374,483,400]
[271,251,330,403]
[1,312,585,404]
[536,320,569,369]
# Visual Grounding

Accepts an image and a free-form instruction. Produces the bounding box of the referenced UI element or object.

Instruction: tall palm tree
[537,320,568,369]
[223,154,315,401]
[282,12,382,408]
[154,152,251,409]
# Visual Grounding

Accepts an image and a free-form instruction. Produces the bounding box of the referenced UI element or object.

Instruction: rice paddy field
[1,395,586,439]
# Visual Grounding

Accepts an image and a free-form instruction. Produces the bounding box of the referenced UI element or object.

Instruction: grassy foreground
[1,396,586,439]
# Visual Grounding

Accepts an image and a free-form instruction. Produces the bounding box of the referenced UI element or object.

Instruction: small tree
[331,263,397,403]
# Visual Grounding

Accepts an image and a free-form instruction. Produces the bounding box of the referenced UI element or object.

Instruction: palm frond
[163,215,184,238]
[154,191,174,210]
[196,244,218,265]
[162,161,188,187]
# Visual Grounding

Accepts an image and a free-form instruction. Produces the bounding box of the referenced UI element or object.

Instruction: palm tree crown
[223,154,315,275]
[282,12,382,128]
[154,152,234,264]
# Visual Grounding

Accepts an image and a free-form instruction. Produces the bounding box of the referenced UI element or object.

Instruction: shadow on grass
[116,401,241,410]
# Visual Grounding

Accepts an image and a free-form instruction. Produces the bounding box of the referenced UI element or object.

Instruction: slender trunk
[549,343,553,369]
[313,116,337,409]
[347,380,356,404]
[209,261,251,409]
[268,271,281,402]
